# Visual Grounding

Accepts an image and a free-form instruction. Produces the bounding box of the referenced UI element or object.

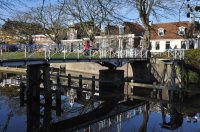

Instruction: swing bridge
[0,42,187,131]
[0,44,185,67]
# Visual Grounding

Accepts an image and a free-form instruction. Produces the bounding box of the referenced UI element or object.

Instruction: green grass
[0,52,101,60]
[185,49,200,70]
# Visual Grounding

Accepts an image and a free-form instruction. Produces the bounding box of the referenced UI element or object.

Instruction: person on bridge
[83,40,91,56]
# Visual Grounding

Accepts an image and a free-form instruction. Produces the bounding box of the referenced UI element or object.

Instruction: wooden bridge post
[77,75,83,100]
[26,65,41,131]
[56,72,61,116]
[79,75,82,88]
[92,76,95,94]
[68,74,71,88]
[20,82,25,106]
[42,64,52,130]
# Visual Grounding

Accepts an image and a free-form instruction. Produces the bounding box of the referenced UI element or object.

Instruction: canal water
[0,73,200,132]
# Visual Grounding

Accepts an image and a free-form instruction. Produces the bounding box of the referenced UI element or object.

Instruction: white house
[150,21,200,52]
[32,34,55,45]
[61,22,145,50]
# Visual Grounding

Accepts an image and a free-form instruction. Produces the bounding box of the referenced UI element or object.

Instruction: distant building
[150,21,200,52]
[61,22,145,50]
[32,34,55,45]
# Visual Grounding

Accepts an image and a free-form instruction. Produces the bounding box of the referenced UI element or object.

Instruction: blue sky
[0,0,199,25]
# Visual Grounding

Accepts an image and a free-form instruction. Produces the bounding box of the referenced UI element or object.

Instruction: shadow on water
[0,73,200,132]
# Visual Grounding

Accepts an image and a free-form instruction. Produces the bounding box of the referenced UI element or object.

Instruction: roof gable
[105,22,144,36]
[150,21,200,40]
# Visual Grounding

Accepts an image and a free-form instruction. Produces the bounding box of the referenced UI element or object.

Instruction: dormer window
[119,25,124,35]
[158,28,165,36]
[178,26,185,35]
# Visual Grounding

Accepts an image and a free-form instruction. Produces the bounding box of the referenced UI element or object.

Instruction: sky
[0,0,199,26]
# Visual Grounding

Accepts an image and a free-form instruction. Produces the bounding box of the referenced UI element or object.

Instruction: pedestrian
[83,40,90,56]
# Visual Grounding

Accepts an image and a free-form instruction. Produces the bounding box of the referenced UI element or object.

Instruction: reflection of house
[32,34,55,45]
[150,21,200,52]
[61,22,144,50]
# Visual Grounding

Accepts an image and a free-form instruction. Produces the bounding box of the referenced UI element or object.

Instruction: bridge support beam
[130,62,155,83]
[26,64,52,131]
[99,69,124,100]
[26,64,41,132]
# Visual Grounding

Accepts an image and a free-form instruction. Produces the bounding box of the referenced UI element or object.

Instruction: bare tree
[2,12,44,44]
[185,0,200,20]
[28,2,69,45]
[126,0,179,49]
[64,0,121,46]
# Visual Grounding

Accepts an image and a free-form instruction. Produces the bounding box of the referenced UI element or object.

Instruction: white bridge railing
[0,44,149,60]
[0,44,185,60]
[99,47,148,59]
[150,49,185,60]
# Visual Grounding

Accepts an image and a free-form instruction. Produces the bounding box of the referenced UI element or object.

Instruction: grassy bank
[184,49,200,84]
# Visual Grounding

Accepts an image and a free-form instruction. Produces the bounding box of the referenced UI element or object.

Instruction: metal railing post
[174,49,177,59]
[48,47,51,59]
[99,48,102,59]
[64,46,66,59]
[167,50,169,57]
[0,46,2,58]
[109,48,112,58]
[78,45,80,59]
[45,47,47,59]
[25,46,27,58]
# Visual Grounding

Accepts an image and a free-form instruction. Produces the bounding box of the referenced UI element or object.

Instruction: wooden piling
[20,82,25,106]
[68,74,71,88]
[79,75,82,89]
[42,64,52,129]
[92,76,95,94]
[26,65,41,131]
[56,72,61,116]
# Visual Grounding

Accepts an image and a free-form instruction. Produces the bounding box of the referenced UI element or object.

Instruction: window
[181,41,186,49]
[156,41,160,50]
[70,33,74,39]
[178,26,185,35]
[189,40,194,49]
[119,25,124,35]
[158,28,165,36]
[150,42,152,50]
[166,41,171,49]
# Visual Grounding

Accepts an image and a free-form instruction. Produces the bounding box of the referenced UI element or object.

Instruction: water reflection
[0,73,200,132]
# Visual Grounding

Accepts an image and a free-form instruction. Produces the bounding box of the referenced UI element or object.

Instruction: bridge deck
[0,58,148,66]
[0,45,185,66]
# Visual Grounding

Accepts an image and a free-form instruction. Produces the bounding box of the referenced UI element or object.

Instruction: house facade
[32,34,55,45]
[61,22,145,50]
[150,21,200,52]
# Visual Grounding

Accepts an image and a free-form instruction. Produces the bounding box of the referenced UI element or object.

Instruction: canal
[0,72,200,132]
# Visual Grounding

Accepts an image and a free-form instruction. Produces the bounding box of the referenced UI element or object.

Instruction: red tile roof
[150,21,200,40]
[106,22,145,36]
[123,22,145,36]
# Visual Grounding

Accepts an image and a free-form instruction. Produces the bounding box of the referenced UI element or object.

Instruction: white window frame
[158,28,165,36]
[178,26,185,35]
[165,41,171,49]
[119,25,124,35]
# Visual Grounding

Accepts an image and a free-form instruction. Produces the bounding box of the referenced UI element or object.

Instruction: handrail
[0,45,149,60]
[150,49,185,60]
